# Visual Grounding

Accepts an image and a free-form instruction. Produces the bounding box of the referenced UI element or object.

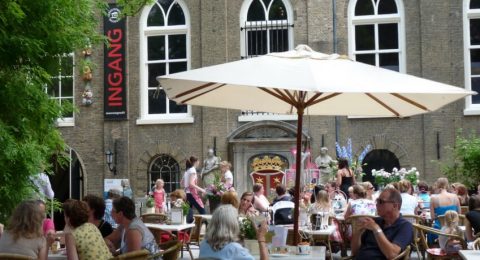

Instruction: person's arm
[254,196,268,212]
[336,170,342,187]
[105,228,122,254]
[254,220,269,260]
[430,196,436,220]
[189,173,206,193]
[455,196,461,213]
[65,232,79,260]
[125,228,143,252]
[466,218,474,241]
[360,217,403,259]
[351,169,356,184]
[350,221,365,256]
[344,202,353,219]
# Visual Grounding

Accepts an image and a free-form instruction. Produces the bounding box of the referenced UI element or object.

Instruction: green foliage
[240,218,257,240]
[146,196,155,208]
[0,0,152,223]
[441,130,480,189]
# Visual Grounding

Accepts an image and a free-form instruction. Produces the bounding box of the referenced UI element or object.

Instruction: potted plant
[145,195,155,214]
[171,198,190,224]
[240,218,259,254]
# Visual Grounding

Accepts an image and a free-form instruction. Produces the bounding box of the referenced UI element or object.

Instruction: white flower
[174,199,184,208]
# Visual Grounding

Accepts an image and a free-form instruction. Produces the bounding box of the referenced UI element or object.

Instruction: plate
[270,253,290,257]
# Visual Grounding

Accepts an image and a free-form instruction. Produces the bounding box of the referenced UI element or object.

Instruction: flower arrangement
[172,198,190,216]
[335,138,371,175]
[206,173,230,202]
[371,167,420,186]
[239,218,257,240]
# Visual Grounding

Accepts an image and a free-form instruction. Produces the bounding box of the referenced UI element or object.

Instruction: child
[439,210,464,254]
[153,179,167,213]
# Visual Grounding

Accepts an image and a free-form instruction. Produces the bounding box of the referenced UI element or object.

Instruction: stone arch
[227,120,311,143]
[134,141,188,194]
[365,134,412,168]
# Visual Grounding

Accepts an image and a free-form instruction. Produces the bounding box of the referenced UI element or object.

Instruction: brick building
[50,0,480,204]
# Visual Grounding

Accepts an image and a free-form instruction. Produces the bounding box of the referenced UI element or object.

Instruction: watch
[375,228,383,234]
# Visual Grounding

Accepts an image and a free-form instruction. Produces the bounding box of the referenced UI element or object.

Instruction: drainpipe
[333,0,340,148]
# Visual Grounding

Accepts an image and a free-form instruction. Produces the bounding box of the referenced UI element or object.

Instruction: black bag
[274,207,293,225]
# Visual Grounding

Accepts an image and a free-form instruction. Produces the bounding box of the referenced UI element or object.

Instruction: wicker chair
[152,240,182,260]
[413,223,467,260]
[109,249,150,260]
[0,253,34,260]
[460,206,469,215]
[402,214,426,260]
[342,245,411,260]
[437,214,466,227]
[473,237,480,250]
[141,213,168,224]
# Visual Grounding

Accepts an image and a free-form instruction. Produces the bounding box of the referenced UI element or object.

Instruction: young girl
[184,156,206,223]
[153,179,167,213]
[439,210,464,254]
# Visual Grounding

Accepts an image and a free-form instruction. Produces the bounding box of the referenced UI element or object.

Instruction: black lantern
[105,141,117,175]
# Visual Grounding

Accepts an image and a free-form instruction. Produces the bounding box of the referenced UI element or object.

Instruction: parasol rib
[273,88,298,106]
[173,82,217,99]
[307,92,342,106]
[305,92,324,107]
[366,93,400,117]
[390,93,429,111]
[179,84,226,104]
[260,87,297,107]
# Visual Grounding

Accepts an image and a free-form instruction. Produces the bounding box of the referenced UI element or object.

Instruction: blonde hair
[436,178,449,190]
[352,184,366,199]
[205,205,240,251]
[155,179,164,187]
[221,191,239,209]
[219,161,232,169]
[398,179,411,193]
[7,200,44,241]
[443,210,463,236]
[315,190,330,208]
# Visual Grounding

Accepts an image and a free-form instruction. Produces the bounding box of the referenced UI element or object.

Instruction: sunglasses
[376,198,396,205]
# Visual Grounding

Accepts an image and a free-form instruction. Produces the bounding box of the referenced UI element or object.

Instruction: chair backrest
[141,213,168,224]
[413,223,468,251]
[272,201,295,225]
[392,245,411,260]
[0,253,34,260]
[345,214,378,232]
[152,241,182,260]
[190,215,203,244]
[402,214,424,225]
[473,237,480,250]
[461,206,469,215]
[437,214,466,227]
[111,249,150,260]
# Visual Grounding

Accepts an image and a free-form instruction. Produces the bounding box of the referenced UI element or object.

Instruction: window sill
[56,119,74,127]
[136,116,194,125]
[464,108,480,116]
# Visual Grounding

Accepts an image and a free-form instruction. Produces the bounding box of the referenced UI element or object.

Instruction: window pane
[355,0,374,16]
[61,77,73,96]
[355,25,375,50]
[148,36,166,60]
[148,89,167,114]
[247,30,268,56]
[169,99,187,113]
[158,0,174,14]
[269,29,289,53]
[61,56,73,75]
[44,56,59,76]
[60,99,73,118]
[379,23,398,49]
[470,19,480,45]
[268,0,287,20]
[247,0,266,21]
[471,0,480,9]
[472,77,480,103]
[147,4,165,26]
[168,35,186,59]
[169,62,187,74]
[167,3,185,26]
[379,53,399,71]
[356,54,376,66]
[148,63,166,87]
[378,0,397,14]
[47,81,59,97]
[471,49,480,75]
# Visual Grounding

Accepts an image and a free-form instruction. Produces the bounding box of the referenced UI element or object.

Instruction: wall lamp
[105,141,117,175]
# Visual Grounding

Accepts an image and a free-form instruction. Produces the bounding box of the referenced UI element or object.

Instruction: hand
[254,219,268,241]
[358,217,379,232]
[46,232,55,246]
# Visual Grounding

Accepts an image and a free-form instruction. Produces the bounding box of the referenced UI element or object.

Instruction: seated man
[351,187,413,260]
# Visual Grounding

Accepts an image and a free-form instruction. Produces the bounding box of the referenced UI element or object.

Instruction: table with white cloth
[287,225,336,260]
[145,223,195,258]
[253,245,326,260]
[459,250,480,260]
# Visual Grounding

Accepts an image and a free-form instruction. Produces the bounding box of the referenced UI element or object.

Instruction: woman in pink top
[153,179,166,213]
[36,200,55,236]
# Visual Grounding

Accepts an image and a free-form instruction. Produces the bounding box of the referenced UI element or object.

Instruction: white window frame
[238,0,296,121]
[137,0,193,125]
[464,0,480,115]
[347,0,406,119]
[46,53,75,127]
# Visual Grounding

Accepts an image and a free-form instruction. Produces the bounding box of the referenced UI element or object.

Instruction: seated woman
[83,194,113,237]
[221,191,240,209]
[466,195,480,241]
[398,180,419,215]
[238,192,259,218]
[0,200,52,259]
[429,178,460,243]
[344,184,376,219]
[199,205,268,260]
[63,199,112,260]
[105,196,158,255]
[416,181,431,210]
[252,184,270,213]
[35,200,55,238]
[454,183,469,207]
[438,210,464,254]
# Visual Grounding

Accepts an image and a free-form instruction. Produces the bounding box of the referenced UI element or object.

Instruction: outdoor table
[287,225,336,260]
[459,250,480,260]
[48,249,67,260]
[145,223,195,258]
[253,245,326,259]
[194,214,212,222]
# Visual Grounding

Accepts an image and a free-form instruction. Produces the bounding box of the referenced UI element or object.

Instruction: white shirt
[400,193,418,215]
[184,167,197,193]
[224,170,233,186]
[31,172,54,199]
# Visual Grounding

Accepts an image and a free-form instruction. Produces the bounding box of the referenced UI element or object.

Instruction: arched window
[348,0,405,73]
[464,0,480,114]
[138,0,193,124]
[149,154,181,194]
[240,0,294,59]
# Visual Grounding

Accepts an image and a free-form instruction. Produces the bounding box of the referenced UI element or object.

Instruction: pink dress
[154,189,165,211]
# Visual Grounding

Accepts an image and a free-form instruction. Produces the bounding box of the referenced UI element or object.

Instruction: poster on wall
[103,3,127,120]
[103,179,132,199]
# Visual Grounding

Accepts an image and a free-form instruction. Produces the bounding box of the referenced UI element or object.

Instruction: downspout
[333,0,340,147]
